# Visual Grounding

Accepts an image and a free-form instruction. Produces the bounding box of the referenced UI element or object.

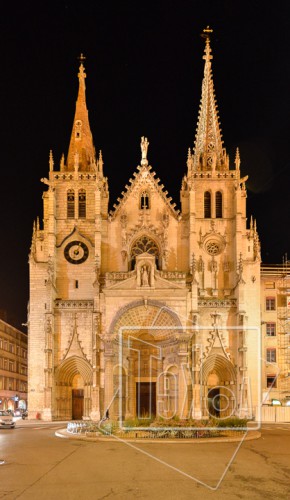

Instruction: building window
[266,323,276,336]
[266,297,276,311]
[67,190,75,218]
[204,191,211,218]
[130,235,159,270]
[266,348,276,363]
[266,375,277,388]
[215,191,222,218]
[140,191,150,209]
[78,189,86,218]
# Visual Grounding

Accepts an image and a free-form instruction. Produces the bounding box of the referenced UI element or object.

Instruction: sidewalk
[14,417,68,426]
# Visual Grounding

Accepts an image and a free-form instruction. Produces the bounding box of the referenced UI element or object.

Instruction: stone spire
[191,27,228,173]
[66,54,96,171]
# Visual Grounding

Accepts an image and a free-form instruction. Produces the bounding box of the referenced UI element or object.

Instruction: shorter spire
[66,54,96,171]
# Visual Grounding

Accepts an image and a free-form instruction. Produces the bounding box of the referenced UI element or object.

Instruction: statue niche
[136,252,155,288]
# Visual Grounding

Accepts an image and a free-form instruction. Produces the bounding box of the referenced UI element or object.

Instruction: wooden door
[72,389,84,420]
[136,382,156,418]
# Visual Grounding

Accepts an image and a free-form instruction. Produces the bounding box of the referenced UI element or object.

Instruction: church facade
[28,31,261,422]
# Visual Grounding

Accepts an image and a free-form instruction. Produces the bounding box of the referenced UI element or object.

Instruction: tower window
[215,191,222,218]
[140,191,150,209]
[78,190,86,218]
[67,190,75,219]
[204,191,211,218]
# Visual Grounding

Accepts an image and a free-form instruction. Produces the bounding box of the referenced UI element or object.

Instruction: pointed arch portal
[105,301,182,419]
[54,356,93,420]
[200,354,237,418]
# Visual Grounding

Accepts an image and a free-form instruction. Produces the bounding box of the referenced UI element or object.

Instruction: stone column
[126,356,134,418]
[104,340,115,418]
[90,317,101,421]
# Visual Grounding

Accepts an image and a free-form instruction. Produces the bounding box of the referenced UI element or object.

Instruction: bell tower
[180,27,261,418]
[28,56,107,421]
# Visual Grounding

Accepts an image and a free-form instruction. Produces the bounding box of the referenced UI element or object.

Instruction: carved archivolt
[108,299,182,343]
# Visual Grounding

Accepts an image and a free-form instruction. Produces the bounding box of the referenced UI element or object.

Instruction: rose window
[206,241,220,255]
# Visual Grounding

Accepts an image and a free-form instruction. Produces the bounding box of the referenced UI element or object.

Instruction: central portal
[136,382,156,418]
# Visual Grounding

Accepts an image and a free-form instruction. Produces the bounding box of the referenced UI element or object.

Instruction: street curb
[55,429,261,444]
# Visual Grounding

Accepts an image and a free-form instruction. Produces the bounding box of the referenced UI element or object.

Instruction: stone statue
[141,137,149,163]
[141,265,150,286]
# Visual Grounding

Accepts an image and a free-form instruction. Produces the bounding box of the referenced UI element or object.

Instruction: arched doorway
[200,354,237,419]
[107,300,182,420]
[54,356,93,420]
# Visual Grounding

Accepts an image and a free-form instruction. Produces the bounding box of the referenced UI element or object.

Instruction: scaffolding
[277,255,290,398]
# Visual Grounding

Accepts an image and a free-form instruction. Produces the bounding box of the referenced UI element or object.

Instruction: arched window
[67,190,75,219]
[215,191,222,218]
[204,191,211,218]
[140,191,150,209]
[78,189,86,218]
[130,236,159,270]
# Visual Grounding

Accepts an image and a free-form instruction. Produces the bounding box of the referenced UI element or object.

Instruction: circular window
[206,241,220,255]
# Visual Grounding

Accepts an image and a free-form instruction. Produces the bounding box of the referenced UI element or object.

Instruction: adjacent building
[0,319,28,412]
[28,29,262,422]
[261,260,290,407]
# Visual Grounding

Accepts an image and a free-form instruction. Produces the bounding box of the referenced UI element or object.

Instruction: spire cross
[201,26,213,62]
[78,53,86,64]
[201,26,213,41]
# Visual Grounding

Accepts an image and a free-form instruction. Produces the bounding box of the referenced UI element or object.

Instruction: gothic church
[28,30,261,422]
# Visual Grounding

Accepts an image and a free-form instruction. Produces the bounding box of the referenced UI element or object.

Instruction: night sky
[0,1,289,329]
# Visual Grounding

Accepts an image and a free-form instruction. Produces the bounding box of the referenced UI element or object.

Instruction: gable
[109,164,180,221]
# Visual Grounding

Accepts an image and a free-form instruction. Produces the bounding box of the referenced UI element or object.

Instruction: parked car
[0,411,15,429]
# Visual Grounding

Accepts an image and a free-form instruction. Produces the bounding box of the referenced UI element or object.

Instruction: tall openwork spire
[66,54,96,171]
[191,27,228,173]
